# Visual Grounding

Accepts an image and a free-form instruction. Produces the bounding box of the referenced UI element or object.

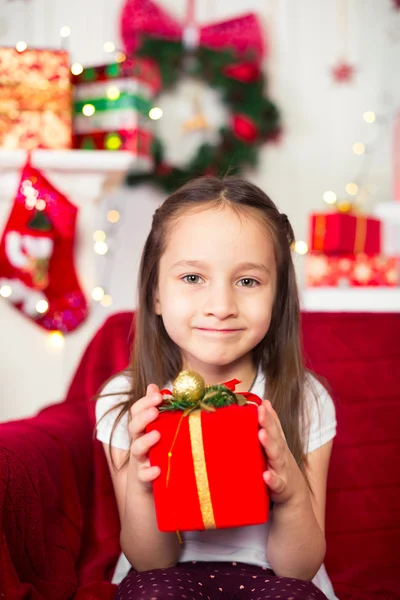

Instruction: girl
[96,177,338,600]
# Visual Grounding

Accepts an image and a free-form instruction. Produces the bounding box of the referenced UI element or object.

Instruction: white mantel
[0,149,140,171]
[0,149,146,204]
[301,287,400,313]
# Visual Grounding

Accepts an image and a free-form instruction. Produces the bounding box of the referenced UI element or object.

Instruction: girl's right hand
[128,383,162,491]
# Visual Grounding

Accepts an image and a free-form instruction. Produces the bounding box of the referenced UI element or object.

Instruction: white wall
[1,0,399,421]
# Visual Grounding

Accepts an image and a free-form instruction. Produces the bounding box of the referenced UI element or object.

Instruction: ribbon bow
[222,377,263,406]
[160,377,262,415]
[120,0,265,63]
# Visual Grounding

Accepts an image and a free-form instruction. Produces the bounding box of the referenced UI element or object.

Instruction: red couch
[0,311,399,600]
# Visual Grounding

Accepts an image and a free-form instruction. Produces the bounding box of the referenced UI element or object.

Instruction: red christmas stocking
[0,158,88,332]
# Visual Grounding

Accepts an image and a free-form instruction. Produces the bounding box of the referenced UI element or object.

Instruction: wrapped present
[309,212,381,255]
[146,371,269,532]
[0,48,72,149]
[72,57,160,166]
[306,252,399,287]
[373,203,400,257]
[371,112,400,256]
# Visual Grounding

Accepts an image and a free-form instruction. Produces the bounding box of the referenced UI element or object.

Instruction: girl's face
[155,205,277,375]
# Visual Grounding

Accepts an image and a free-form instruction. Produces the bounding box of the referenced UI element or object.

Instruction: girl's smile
[193,327,244,334]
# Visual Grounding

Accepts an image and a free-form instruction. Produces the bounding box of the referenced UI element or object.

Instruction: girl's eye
[182,274,203,284]
[238,278,259,288]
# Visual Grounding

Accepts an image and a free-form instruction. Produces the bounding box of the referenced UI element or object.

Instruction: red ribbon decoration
[222,378,263,405]
[120,0,265,63]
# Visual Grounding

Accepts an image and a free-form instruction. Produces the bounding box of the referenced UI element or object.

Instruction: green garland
[126,37,281,193]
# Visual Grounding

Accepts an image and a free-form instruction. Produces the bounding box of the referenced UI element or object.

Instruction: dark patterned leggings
[115,561,328,600]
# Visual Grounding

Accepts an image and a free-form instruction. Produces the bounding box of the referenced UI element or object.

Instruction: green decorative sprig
[159,383,239,413]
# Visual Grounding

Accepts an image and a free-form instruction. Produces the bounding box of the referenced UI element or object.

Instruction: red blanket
[0,311,399,599]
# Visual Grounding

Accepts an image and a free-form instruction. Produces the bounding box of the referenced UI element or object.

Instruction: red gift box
[146,400,269,532]
[73,129,152,157]
[306,252,399,287]
[309,213,381,255]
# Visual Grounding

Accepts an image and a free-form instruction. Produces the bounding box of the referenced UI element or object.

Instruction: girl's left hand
[258,400,307,505]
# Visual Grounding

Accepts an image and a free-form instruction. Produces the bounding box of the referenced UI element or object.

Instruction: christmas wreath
[125,36,280,193]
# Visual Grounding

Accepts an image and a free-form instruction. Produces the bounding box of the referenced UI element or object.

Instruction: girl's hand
[258,400,307,505]
[128,384,162,491]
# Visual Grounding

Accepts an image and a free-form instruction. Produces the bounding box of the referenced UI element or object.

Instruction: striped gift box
[72,57,160,170]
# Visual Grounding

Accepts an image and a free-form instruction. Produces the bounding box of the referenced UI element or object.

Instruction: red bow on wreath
[121,0,265,65]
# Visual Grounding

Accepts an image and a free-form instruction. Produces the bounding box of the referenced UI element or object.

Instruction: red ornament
[155,163,173,176]
[393,0,400,9]
[332,62,356,83]
[232,114,258,143]
[224,62,261,84]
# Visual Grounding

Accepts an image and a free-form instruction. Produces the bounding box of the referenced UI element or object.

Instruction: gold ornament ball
[173,370,205,403]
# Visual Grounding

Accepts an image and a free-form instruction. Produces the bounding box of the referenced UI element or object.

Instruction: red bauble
[224,62,261,83]
[232,114,258,142]
[332,62,356,83]
[155,163,173,176]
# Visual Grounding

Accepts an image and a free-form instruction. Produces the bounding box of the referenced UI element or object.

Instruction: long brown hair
[101,176,312,476]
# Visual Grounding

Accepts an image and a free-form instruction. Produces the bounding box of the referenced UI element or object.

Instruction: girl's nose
[202,283,238,320]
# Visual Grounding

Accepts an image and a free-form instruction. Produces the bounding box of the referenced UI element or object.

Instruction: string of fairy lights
[91,202,124,311]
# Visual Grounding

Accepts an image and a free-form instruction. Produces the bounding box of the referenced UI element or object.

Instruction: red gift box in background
[73,128,152,156]
[0,48,72,149]
[306,252,399,287]
[146,403,269,532]
[309,212,381,255]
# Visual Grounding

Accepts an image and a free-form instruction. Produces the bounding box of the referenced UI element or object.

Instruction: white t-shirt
[95,370,338,600]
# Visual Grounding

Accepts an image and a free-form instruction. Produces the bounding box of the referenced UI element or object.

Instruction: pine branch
[159,383,238,412]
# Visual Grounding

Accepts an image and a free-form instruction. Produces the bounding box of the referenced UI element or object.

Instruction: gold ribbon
[166,409,216,530]
[188,411,216,529]
[354,215,367,253]
[313,215,326,250]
